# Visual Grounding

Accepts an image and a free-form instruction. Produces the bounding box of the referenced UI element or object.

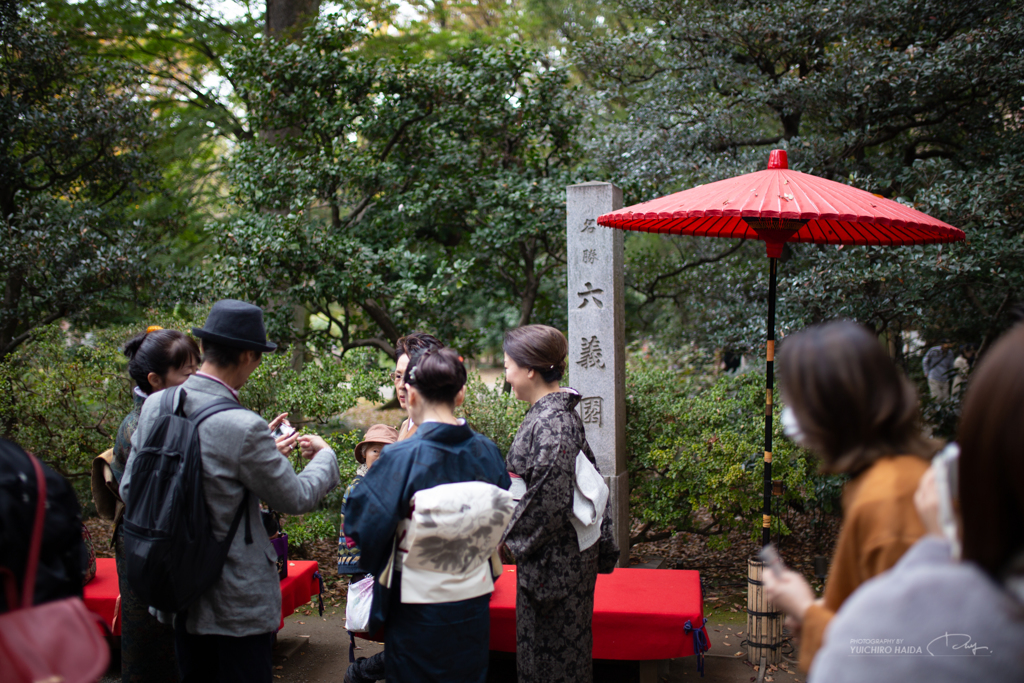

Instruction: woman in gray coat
[500,325,617,683]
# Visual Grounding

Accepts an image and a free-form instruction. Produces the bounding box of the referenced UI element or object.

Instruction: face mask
[781,406,807,446]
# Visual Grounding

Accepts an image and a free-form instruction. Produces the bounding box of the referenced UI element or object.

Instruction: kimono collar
[528,387,582,414]
[133,386,148,406]
[414,421,475,445]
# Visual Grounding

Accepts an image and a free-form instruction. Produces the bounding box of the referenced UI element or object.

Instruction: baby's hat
[354,423,400,463]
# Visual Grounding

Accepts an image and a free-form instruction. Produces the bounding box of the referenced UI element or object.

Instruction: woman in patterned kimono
[344,348,512,683]
[500,325,618,683]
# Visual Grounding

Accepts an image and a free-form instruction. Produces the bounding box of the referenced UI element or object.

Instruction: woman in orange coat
[764,321,939,672]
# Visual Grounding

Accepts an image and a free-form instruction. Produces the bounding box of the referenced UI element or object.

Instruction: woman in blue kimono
[343,348,512,683]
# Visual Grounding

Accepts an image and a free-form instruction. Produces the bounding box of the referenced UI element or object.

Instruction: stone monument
[566,181,628,565]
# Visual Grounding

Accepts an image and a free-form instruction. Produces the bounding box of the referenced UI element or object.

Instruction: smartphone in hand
[272,421,296,440]
[759,543,786,579]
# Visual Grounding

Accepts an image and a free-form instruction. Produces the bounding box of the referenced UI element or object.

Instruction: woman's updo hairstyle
[404,348,467,406]
[503,325,567,383]
[123,328,201,395]
[777,320,937,475]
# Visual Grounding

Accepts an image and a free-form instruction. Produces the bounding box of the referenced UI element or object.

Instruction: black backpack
[121,387,251,613]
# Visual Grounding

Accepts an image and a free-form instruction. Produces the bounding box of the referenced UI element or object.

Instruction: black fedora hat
[192,299,278,352]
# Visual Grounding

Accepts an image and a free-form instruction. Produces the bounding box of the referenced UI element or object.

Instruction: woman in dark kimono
[500,325,618,683]
[344,348,512,683]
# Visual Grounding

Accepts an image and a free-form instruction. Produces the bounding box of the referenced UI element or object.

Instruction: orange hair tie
[146,325,164,333]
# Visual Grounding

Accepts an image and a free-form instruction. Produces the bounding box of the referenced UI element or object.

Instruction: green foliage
[282,508,339,555]
[625,354,840,546]
[46,0,263,267]
[1,5,163,357]
[0,323,133,479]
[219,18,582,356]
[458,372,529,456]
[240,349,389,428]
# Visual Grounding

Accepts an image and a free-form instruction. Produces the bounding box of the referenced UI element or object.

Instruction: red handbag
[0,453,110,682]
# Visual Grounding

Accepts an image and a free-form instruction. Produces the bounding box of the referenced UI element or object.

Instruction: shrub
[626,354,843,548]
[457,371,528,456]
[282,508,340,557]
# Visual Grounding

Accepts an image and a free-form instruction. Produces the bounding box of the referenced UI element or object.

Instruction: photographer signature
[927,633,991,656]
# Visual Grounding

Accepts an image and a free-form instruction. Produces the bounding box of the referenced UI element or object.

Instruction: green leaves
[625,353,837,545]
[578,0,1024,361]
[1,7,163,358]
[219,20,583,354]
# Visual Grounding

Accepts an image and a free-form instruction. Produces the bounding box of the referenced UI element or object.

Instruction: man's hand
[268,413,299,456]
[298,434,329,460]
[275,431,299,457]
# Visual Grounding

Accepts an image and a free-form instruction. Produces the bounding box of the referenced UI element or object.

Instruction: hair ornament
[146,325,164,333]
[407,365,418,384]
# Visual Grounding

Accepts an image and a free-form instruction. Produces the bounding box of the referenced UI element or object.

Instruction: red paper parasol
[598,150,965,545]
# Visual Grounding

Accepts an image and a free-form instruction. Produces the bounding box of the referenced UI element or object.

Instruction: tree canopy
[574,0,1024,358]
[1,4,161,358]
[218,13,581,357]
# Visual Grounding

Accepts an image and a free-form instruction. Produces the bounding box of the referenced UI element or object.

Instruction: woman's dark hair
[201,339,260,368]
[395,332,443,360]
[957,325,1024,579]
[777,320,937,474]
[502,325,567,383]
[123,329,200,394]
[404,348,466,406]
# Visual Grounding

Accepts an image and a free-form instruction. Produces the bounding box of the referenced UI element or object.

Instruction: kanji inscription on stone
[580,396,603,427]
[581,218,596,233]
[582,249,597,264]
[577,282,604,309]
[577,335,606,369]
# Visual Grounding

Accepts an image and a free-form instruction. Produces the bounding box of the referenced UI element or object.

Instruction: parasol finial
[767,150,788,170]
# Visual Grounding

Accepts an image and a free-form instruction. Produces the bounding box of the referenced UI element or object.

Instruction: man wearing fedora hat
[121,300,340,683]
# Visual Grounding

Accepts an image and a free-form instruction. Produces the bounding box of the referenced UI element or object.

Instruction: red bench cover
[83,558,321,635]
[488,565,709,660]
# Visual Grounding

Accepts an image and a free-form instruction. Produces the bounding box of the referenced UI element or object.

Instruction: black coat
[0,438,86,612]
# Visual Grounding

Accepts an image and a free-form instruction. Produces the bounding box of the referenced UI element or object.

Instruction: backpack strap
[160,386,187,417]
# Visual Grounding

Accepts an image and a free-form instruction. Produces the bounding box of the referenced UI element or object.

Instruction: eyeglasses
[392,371,404,383]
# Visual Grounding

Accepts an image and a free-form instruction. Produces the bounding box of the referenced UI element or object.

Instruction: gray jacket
[809,537,1024,683]
[120,374,339,637]
[923,346,956,382]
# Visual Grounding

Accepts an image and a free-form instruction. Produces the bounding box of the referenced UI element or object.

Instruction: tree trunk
[263,0,320,376]
[516,239,539,327]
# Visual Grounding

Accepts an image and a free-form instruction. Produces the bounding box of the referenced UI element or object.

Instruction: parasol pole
[762,253,779,546]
